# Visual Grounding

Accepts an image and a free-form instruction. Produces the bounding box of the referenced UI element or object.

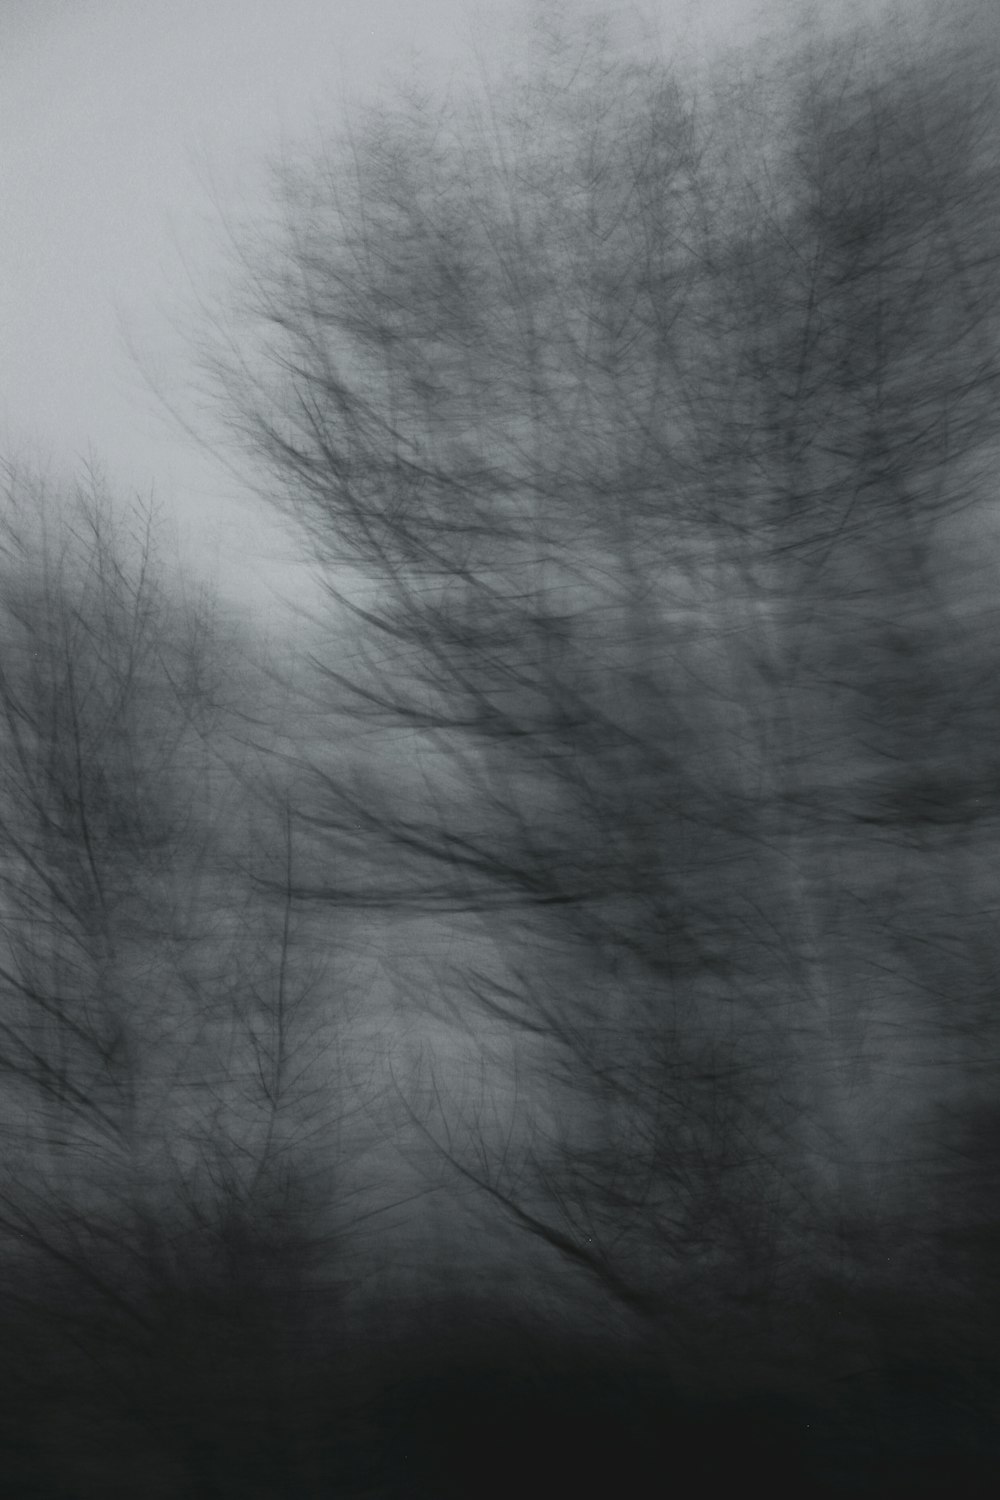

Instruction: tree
[205,0,1000,1383]
[0,462,368,1494]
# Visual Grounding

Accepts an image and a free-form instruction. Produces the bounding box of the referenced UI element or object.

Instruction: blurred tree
[204,0,1000,1369]
[679,5,1000,1273]
[0,461,362,1494]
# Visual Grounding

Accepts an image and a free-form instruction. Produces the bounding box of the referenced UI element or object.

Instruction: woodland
[2,5,999,1493]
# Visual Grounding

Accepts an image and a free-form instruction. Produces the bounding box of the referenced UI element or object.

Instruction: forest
[2,4,999,1494]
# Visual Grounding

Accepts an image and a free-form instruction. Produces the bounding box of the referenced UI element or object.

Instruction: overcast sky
[1,0,842,619]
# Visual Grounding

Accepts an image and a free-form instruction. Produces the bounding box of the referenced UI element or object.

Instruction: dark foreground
[0,1282,997,1498]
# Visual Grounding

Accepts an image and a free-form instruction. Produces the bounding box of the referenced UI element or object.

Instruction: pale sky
[0,0,815,618]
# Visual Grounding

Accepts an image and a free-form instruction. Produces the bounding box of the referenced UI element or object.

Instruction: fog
[1,2,999,1495]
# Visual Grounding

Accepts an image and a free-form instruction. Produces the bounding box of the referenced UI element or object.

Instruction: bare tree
[0,461,368,1493]
[202,0,1000,1393]
[198,15,803,1337]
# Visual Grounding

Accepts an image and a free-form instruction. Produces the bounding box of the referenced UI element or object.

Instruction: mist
[1,3,999,1495]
